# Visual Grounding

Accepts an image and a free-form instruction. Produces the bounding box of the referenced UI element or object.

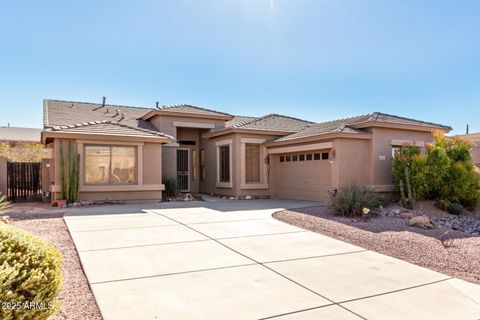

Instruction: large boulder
[408,215,434,229]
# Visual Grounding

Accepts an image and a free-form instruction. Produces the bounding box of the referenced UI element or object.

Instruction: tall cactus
[400,167,415,209]
[59,140,80,203]
[59,140,66,200]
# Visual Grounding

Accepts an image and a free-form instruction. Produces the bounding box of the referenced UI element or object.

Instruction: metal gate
[7,162,42,202]
[176,149,189,192]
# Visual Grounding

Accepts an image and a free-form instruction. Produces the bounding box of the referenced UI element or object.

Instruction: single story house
[41,99,452,202]
[0,126,42,145]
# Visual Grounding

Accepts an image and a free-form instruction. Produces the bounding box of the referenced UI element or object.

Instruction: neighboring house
[0,126,42,145]
[41,99,452,203]
[455,133,480,168]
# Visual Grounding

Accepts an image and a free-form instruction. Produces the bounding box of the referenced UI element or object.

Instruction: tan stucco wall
[0,156,7,197]
[142,143,163,185]
[41,158,53,192]
[370,127,434,186]
[150,115,226,137]
[332,138,370,188]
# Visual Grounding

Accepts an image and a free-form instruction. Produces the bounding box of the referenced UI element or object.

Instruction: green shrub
[392,146,428,199]
[162,176,179,200]
[0,224,63,320]
[436,199,450,211]
[330,185,386,217]
[447,203,465,215]
[393,131,480,210]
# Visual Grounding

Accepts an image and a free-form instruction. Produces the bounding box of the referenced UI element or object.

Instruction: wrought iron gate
[7,162,42,202]
[176,149,189,192]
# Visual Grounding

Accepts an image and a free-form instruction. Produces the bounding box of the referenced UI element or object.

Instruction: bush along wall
[393,131,480,211]
[0,223,63,320]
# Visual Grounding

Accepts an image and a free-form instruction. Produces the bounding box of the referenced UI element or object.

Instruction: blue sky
[0,0,479,134]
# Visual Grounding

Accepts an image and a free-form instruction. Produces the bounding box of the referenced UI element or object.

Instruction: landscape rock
[408,215,434,229]
[183,193,194,201]
[400,211,417,220]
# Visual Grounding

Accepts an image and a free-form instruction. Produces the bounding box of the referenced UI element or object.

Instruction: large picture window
[219,145,230,182]
[245,144,260,183]
[85,146,137,185]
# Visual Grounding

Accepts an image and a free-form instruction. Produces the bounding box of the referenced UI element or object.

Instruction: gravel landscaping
[6,203,102,320]
[273,202,480,285]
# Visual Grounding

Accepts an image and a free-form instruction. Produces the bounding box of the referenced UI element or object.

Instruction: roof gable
[233,114,312,132]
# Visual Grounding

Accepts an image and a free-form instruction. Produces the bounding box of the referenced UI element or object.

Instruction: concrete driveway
[64,199,480,320]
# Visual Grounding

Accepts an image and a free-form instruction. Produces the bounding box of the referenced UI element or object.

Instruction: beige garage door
[275,152,332,202]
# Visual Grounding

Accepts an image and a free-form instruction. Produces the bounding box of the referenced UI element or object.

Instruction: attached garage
[271,150,332,202]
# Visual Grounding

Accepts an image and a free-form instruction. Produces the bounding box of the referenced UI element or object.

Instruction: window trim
[84,144,138,186]
[216,139,233,188]
[240,138,268,190]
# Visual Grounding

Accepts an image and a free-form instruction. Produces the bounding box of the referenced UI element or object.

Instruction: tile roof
[156,104,233,117]
[232,114,313,132]
[47,121,174,140]
[0,127,42,143]
[44,99,156,131]
[225,115,258,128]
[275,112,451,142]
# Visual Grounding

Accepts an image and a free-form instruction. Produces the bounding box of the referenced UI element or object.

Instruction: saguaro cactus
[59,140,80,203]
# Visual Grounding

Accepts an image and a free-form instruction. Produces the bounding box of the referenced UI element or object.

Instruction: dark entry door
[7,162,42,202]
[176,149,189,192]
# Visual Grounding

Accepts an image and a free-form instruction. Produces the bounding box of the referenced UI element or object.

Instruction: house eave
[267,132,372,147]
[41,131,173,144]
[350,121,452,133]
[142,110,233,121]
[203,127,296,139]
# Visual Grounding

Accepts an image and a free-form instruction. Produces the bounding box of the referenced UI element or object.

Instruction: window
[245,144,260,183]
[219,145,230,182]
[200,149,206,181]
[280,156,285,162]
[285,155,291,162]
[322,152,329,160]
[192,150,198,181]
[299,154,305,161]
[313,153,321,160]
[306,154,313,161]
[292,155,298,161]
[85,146,136,185]
[392,146,401,158]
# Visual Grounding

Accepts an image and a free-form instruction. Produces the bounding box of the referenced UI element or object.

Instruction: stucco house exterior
[41,99,452,203]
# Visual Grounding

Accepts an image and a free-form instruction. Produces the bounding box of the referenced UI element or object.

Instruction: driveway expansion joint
[145,209,368,320]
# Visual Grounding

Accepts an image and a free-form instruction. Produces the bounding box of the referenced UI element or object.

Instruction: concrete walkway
[64,199,480,320]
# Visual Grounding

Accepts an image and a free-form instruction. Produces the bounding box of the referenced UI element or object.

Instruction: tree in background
[0,142,49,162]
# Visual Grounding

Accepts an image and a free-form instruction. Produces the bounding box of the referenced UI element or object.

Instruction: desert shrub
[392,146,428,199]
[0,193,11,212]
[447,203,465,215]
[162,176,179,200]
[436,199,450,211]
[393,131,480,210]
[330,185,386,217]
[0,224,63,320]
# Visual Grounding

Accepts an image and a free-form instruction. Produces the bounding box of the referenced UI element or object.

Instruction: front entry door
[176,149,189,192]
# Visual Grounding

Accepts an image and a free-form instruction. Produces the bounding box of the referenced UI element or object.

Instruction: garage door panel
[276,159,331,202]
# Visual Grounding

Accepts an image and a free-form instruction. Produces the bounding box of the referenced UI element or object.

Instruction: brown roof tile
[47,120,174,140]
[0,127,42,143]
[233,114,312,132]
[157,104,233,117]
